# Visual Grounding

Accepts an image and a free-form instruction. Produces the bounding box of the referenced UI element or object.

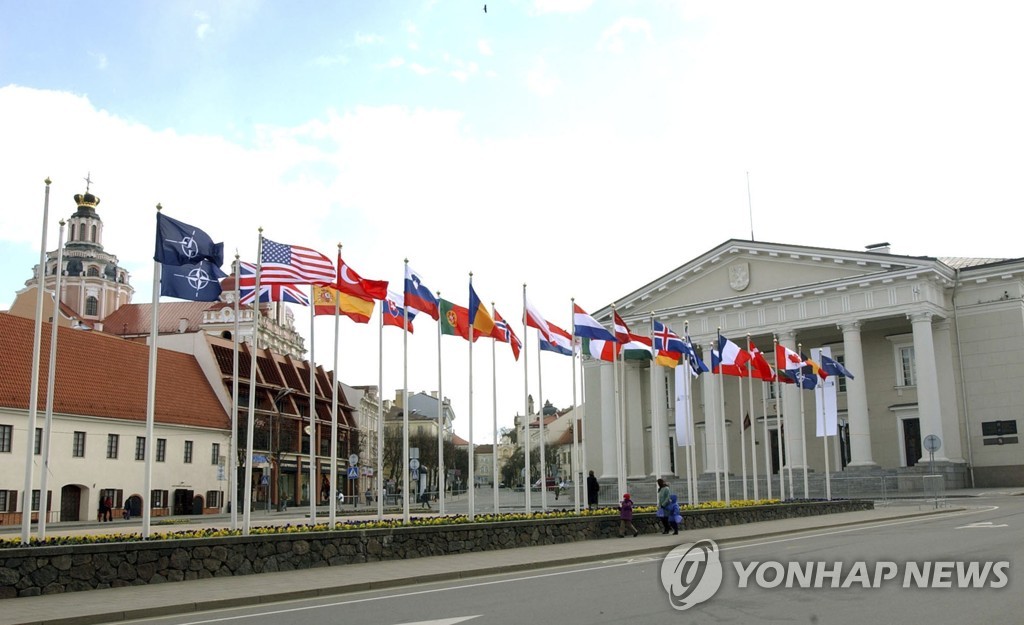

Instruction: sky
[2,1,1023,443]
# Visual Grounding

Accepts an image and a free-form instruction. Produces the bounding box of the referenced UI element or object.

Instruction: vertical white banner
[813,347,838,437]
[674,365,691,446]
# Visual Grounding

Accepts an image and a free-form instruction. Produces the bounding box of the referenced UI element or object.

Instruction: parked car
[532,477,559,491]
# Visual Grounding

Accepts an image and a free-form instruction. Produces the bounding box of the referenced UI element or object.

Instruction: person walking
[666,493,681,535]
[618,493,639,537]
[587,470,600,510]
[656,478,672,534]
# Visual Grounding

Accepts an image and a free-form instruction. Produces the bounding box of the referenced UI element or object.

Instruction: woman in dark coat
[586,470,600,510]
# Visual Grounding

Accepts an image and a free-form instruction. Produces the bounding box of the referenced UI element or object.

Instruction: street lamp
[272,388,294,512]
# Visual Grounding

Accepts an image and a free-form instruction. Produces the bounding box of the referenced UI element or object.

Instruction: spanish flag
[312,284,375,324]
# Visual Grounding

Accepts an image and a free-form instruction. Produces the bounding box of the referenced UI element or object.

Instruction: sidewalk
[0,502,971,625]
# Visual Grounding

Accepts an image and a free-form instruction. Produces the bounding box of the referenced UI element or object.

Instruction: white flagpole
[308,299,317,522]
[243,231,264,535]
[747,343,759,501]
[330,263,341,527]
[435,293,444,514]
[739,374,748,500]
[522,284,531,513]
[141,203,163,541]
[762,379,772,500]
[22,179,51,544]
[402,260,411,524]
[436,290,445,516]
[798,343,809,499]
[686,360,698,506]
[649,313,661,481]
[229,255,241,530]
[468,274,476,521]
[491,303,500,514]
[570,300,580,513]
[577,338,586,510]
[715,336,731,506]
[821,382,832,500]
[536,324,546,512]
[376,299,384,520]
[37,218,64,539]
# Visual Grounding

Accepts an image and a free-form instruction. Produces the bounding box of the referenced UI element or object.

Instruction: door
[173,489,194,515]
[903,418,921,467]
[59,485,81,522]
[769,430,784,474]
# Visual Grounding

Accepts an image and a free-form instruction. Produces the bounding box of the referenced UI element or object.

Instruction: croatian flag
[404,264,439,320]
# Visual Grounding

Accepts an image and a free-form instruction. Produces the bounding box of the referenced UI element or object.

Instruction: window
[135,436,146,461]
[897,345,916,387]
[0,490,14,512]
[31,490,42,512]
[90,224,97,242]
[34,427,42,455]
[151,490,168,509]
[86,266,100,277]
[0,424,11,453]
[206,490,223,508]
[85,296,98,316]
[107,434,119,459]
[835,354,848,393]
[211,443,221,465]
[100,488,123,508]
[184,440,193,464]
[156,438,167,462]
[69,224,76,241]
[72,431,86,457]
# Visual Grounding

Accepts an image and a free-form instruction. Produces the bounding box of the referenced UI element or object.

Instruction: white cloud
[353,32,383,46]
[194,10,212,39]
[409,63,435,75]
[313,54,349,67]
[478,40,493,56]
[525,58,559,96]
[597,17,652,53]
[533,0,592,14]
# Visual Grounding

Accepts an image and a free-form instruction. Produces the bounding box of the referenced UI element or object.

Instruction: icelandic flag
[653,320,686,355]
[572,304,616,342]
[539,322,574,356]
[160,260,226,302]
[154,213,224,267]
[404,264,439,320]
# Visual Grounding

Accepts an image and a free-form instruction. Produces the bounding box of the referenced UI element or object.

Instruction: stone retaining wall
[1,500,872,598]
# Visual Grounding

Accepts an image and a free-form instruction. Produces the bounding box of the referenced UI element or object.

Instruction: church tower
[20,182,135,324]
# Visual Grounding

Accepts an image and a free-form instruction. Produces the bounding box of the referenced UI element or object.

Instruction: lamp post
[272,388,294,512]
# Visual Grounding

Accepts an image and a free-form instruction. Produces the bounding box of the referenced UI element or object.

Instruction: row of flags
[154,214,857,384]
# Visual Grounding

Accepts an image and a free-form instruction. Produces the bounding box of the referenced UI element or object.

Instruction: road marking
[956,521,1008,529]
[396,618,480,625]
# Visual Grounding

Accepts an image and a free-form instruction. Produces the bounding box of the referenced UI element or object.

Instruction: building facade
[583,239,1024,493]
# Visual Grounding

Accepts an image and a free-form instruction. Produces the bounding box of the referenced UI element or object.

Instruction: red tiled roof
[0,313,229,430]
[101,302,214,336]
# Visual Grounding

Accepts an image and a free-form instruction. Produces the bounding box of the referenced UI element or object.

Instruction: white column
[933,319,964,462]
[910,312,948,462]
[652,367,672,475]
[701,373,722,474]
[599,363,617,479]
[840,321,876,467]
[624,363,646,478]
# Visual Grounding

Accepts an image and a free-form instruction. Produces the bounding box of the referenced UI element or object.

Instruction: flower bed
[0,499,872,598]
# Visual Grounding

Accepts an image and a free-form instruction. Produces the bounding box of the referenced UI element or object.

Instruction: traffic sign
[260,475,269,486]
[409,458,420,471]
[348,453,359,465]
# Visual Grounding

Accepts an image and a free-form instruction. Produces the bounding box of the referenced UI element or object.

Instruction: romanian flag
[468,282,495,337]
[312,284,375,323]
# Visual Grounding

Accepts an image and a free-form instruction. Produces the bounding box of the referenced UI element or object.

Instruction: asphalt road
[119,494,1022,625]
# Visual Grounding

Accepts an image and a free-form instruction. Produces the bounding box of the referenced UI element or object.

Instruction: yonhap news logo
[660,539,1010,610]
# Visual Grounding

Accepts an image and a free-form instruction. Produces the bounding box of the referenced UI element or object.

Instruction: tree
[499,442,559,489]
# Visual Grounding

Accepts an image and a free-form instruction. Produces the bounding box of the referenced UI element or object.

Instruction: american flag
[260,238,335,285]
[237,262,309,306]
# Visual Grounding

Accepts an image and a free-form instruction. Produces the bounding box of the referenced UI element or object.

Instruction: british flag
[236,262,309,306]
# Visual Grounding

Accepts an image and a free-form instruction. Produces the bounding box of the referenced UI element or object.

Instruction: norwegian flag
[491,308,522,361]
[236,261,309,306]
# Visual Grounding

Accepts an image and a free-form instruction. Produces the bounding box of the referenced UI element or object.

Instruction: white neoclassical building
[582,239,1024,494]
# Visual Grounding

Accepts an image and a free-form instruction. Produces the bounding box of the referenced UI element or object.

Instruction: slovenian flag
[404,264,439,320]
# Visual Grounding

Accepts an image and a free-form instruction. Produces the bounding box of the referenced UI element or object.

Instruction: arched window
[87,266,100,277]
[85,296,98,316]
[91,225,98,242]
[69,224,76,241]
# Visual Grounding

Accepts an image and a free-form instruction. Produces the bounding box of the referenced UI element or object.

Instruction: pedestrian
[365,487,373,506]
[587,470,600,510]
[667,493,681,535]
[97,497,106,523]
[336,489,344,511]
[656,478,672,534]
[122,502,131,521]
[320,476,330,503]
[103,496,113,522]
[618,493,639,538]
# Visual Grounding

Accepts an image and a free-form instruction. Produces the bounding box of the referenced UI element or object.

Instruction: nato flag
[160,260,227,302]
[155,213,225,267]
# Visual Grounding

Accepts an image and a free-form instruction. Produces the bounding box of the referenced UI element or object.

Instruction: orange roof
[101,301,215,336]
[0,313,229,430]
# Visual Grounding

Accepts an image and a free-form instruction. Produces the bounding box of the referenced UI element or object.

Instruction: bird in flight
[483,4,487,13]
